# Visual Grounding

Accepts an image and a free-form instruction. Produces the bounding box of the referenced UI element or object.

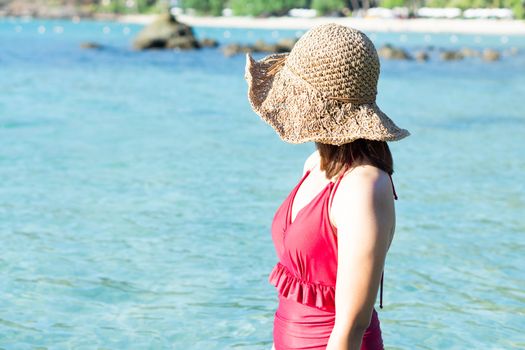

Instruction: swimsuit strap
[287,169,312,225]
[380,174,398,310]
[327,165,350,212]
[388,174,398,200]
[380,271,384,309]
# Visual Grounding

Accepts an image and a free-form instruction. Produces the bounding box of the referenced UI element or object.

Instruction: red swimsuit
[270,169,394,349]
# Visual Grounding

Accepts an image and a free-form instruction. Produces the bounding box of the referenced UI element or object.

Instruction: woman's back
[270,151,393,349]
[244,23,409,350]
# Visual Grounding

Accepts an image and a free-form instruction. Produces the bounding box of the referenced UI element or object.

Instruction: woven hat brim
[245,53,410,146]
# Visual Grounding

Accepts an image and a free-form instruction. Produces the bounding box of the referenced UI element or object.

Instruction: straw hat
[244,23,410,145]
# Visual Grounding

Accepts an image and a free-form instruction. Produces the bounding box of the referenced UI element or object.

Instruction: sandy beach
[116,14,525,35]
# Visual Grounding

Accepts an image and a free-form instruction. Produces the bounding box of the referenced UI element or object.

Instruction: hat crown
[286,23,379,102]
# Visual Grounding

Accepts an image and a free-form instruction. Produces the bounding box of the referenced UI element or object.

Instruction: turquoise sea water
[1,18,524,349]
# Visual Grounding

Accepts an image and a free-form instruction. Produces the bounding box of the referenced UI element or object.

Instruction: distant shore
[114,14,525,35]
[2,12,525,35]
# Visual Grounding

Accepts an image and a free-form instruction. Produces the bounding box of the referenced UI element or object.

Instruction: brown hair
[316,139,393,179]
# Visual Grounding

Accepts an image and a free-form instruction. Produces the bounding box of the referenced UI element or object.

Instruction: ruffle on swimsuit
[270,262,336,312]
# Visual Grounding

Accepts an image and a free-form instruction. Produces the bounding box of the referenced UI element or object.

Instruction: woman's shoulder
[335,165,394,206]
[331,165,395,230]
[303,150,320,174]
[345,165,389,183]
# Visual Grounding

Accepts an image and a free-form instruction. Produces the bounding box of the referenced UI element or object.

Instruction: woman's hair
[316,139,393,179]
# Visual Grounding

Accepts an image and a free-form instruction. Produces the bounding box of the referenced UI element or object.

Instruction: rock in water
[200,38,219,48]
[222,43,253,57]
[440,50,464,61]
[275,38,298,53]
[252,39,277,53]
[133,13,200,50]
[221,38,297,57]
[81,42,104,50]
[414,51,429,62]
[482,49,500,62]
[377,44,412,60]
[460,47,480,58]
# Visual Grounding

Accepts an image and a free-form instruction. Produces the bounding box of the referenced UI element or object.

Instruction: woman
[245,24,410,350]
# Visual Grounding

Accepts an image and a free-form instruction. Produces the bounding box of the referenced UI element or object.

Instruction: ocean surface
[0,18,524,349]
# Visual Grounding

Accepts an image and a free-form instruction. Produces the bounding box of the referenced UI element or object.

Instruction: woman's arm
[326,166,395,350]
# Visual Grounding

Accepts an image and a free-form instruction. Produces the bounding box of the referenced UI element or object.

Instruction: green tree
[380,0,407,8]
[469,0,487,7]
[311,0,345,15]
[181,0,225,15]
[230,0,308,16]
[447,0,475,10]
[510,0,524,18]
[230,0,258,15]
[136,0,155,13]
[209,0,224,15]
[426,0,448,7]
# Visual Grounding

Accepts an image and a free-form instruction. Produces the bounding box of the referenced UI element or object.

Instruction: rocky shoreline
[73,13,520,62]
[2,9,525,35]
[2,8,519,61]
[376,44,519,61]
